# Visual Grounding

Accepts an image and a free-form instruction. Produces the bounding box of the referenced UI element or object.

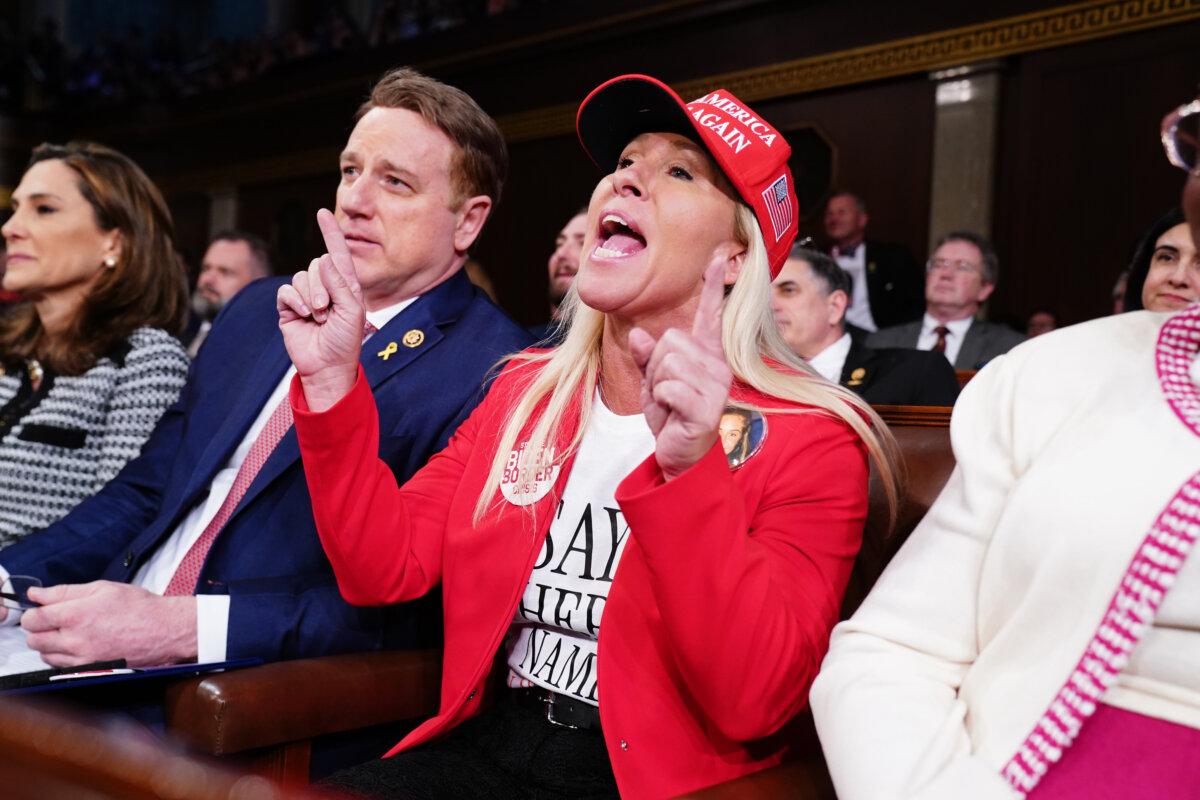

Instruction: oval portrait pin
[499,441,559,506]
[718,407,767,470]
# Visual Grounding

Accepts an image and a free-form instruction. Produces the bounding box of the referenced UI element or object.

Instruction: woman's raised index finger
[691,260,726,347]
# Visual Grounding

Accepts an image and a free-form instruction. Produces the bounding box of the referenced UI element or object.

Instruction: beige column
[208,188,239,238]
[927,62,1002,245]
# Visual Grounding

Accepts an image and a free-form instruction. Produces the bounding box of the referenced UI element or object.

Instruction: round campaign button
[499,441,559,506]
[717,406,767,470]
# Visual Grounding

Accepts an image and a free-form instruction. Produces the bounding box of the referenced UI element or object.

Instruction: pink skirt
[1026,703,1200,799]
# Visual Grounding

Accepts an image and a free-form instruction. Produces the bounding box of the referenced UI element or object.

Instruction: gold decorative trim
[499,0,1200,143]
[158,0,1199,191]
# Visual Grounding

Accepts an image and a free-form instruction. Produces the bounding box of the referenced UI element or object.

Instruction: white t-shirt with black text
[505,393,655,706]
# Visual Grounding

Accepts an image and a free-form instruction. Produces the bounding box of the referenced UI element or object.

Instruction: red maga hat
[576,74,798,277]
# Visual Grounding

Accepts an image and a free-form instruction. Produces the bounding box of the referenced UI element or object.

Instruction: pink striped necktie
[163,320,377,595]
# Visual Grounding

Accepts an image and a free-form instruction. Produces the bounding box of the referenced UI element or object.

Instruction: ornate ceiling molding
[498,0,1200,144]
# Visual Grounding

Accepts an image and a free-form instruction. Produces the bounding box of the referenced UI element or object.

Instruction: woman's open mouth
[593,212,646,260]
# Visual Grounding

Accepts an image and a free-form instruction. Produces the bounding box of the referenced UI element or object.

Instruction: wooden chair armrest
[0,695,332,800]
[676,758,835,799]
[164,649,442,756]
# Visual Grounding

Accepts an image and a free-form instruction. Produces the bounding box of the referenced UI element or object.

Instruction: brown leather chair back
[841,405,955,617]
[682,405,957,800]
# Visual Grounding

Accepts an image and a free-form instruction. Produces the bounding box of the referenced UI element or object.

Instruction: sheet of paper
[0,623,51,676]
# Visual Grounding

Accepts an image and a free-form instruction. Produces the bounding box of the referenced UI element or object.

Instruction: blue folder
[0,657,262,694]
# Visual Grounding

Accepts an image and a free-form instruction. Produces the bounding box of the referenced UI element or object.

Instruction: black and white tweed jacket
[0,326,188,547]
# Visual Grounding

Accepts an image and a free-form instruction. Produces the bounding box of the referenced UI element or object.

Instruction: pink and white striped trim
[1000,306,1200,796]
[1157,306,1200,437]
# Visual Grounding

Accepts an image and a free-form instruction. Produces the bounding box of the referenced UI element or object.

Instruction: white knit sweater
[811,309,1200,800]
[0,326,188,546]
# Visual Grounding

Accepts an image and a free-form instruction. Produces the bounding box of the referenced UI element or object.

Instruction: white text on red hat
[689,91,779,150]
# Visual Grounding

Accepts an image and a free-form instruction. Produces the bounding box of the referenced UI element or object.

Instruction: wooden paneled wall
[992,20,1199,325]
[3,0,1192,330]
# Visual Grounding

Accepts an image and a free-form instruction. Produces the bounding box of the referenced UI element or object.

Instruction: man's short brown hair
[358,67,507,210]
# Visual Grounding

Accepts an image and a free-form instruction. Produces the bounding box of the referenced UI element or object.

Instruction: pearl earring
[104,256,117,268]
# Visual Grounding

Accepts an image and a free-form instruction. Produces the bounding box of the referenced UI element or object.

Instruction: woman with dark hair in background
[0,141,189,546]
[1123,206,1198,312]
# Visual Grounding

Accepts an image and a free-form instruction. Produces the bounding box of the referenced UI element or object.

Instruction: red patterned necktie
[163,320,377,595]
[932,325,950,354]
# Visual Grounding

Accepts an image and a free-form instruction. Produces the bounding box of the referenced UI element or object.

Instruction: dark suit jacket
[866,317,1026,370]
[527,319,566,346]
[830,241,925,330]
[839,339,959,406]
[0,271,533,663]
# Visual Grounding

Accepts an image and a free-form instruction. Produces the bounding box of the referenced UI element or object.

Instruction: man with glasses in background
[813,92,1200,799]
[867,231,1025,370]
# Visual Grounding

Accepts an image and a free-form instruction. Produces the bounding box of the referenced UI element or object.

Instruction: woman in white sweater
[811,95,1200,799]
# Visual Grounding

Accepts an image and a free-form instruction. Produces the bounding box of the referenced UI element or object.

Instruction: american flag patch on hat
[761,174,792,242]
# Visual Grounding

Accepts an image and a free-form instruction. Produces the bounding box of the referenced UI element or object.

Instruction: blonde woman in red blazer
[277,74,898,799]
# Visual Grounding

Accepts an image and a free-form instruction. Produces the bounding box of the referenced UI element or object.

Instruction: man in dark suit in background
[528,206,586,344]
[772,246,958,406]
[1,67,532,670]
[181,230,273,358]
[823,191,924,332]
[868,231,1025,370]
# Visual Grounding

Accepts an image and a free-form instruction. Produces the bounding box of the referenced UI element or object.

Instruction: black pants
[320,692,620,800]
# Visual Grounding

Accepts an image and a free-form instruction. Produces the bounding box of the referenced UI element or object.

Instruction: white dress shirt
[832,242,877,332]
[915,313,973,367]
[134,297,415,662]
[807,332,853,384]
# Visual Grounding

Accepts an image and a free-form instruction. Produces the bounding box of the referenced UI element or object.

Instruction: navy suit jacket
[827,240,924,330]
[839,339,959,406]
[861,241,925,329]
[0,271,532,663]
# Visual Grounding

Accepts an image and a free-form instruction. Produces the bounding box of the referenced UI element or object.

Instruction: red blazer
[292,360,868,798]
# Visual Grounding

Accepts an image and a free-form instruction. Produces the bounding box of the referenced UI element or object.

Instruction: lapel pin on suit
[377,342,399,361]
[847,367,866,387]
[402,329,425,348]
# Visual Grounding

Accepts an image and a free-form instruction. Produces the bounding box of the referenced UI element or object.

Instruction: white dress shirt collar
[366,296,418,335]
[808,332,853,383]
[831,241,865,260]
[919,313,974,366]
[832,243,877,332]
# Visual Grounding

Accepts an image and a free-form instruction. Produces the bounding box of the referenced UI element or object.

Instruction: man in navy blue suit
[0,67,531,669]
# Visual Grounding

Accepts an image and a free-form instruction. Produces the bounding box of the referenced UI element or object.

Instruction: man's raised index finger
[316,208,359,284]
[317,208,351,257]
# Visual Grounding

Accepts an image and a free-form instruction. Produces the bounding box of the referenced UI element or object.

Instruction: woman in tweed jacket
[0,142,189,546]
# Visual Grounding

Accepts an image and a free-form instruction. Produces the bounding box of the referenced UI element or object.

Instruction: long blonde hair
[474,204,901,527]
